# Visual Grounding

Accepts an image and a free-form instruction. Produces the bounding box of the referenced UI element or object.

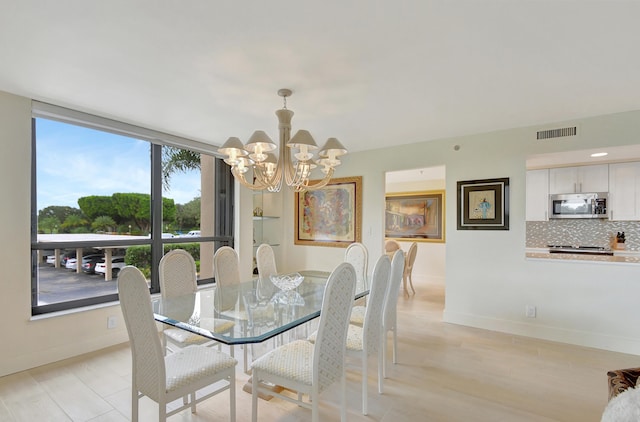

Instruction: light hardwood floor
[1,279,637,421]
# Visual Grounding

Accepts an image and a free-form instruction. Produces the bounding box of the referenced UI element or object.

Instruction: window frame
[30,102,234,315]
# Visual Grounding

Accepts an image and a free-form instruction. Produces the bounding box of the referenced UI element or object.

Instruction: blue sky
[36,119,201,211]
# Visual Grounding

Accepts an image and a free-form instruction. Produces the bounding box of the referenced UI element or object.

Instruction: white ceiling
[526,144,640,169]
[1,1,639,154]
[386,166,446,184]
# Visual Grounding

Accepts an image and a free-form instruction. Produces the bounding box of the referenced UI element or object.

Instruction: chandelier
[218,89,348,192]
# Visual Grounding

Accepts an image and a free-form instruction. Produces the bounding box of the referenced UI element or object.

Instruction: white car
[66,254,104,271]
[65,257,78,269]
[46,255,57,265]
[95,256,126,277]
[179,230,201,237]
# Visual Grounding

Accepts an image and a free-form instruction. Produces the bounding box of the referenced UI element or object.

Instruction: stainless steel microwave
[549,192,608,219]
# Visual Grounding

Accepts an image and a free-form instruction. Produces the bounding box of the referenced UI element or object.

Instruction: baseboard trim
[0,332,129,377]
[443,310,640,355]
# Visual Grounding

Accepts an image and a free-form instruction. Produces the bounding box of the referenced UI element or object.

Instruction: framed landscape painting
[457,177,509,230]
[385,190,445,242]
[294,176,362,247]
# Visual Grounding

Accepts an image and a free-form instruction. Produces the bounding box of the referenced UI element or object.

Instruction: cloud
[35,119,200,210]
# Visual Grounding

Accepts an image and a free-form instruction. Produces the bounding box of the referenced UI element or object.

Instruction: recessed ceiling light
[591,152,608,158]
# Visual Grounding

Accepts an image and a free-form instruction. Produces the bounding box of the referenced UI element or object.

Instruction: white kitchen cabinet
[548,164,609,194]
[608,162,640,221]
[526,169,549,221]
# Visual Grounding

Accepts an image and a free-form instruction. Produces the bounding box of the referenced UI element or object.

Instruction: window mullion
[150,143,163,293]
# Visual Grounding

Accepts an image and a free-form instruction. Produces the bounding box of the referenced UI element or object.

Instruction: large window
[31,102,234,315]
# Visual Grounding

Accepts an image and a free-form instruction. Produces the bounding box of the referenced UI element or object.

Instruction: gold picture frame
[294,176,363,248]
[385,190,445,243]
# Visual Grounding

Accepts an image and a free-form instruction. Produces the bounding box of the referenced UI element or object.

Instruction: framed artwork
[457,178,509,230]
[294,176,362,247]
[385,190,445,242]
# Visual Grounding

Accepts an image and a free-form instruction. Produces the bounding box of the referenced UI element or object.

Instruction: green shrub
[126,245,151,268]
[163,243,201,260]
[125,243,201,275]
[139,267,151,279]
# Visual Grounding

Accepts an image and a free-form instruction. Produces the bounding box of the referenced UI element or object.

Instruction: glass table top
[152,270,368,345]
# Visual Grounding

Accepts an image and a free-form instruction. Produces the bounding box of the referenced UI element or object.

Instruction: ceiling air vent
[536,126,577,140]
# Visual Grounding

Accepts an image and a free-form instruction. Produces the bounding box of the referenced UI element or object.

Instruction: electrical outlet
[525,305,537,318]
[107,316,117,329]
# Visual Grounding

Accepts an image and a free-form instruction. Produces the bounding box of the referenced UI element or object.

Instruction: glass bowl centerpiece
[270,272,304,292]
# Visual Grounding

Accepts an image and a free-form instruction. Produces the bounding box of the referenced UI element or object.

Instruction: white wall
[3,87,640,377]
[0,91,130,377]
[280,109,640,356]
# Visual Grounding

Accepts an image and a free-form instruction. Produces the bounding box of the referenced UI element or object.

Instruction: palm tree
[61,214,88,232]
[162,147,200,190]
[92,216,117,233]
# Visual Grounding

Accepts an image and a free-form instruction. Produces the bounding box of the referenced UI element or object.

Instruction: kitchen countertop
[526,248,640,265]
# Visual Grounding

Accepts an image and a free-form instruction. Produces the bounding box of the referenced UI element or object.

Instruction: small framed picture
[457,178,509,230]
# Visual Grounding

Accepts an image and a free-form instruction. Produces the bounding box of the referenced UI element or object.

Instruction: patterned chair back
[159,249,197,298]
[118,266,166,401]
[384,249,405,331]
[313,262,357,393]
[213,246,241,312]
[256,244,278,299]
[363,254,391,355]
[345,242,369,293]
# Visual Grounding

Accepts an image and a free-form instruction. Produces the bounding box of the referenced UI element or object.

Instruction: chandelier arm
[294,168,335,192]
[231,167,269,191]
[254,165,282,192]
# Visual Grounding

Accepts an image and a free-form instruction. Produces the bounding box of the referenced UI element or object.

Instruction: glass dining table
[151,270,368,346]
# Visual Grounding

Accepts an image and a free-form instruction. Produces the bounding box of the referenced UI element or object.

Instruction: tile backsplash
[526,220,640,250]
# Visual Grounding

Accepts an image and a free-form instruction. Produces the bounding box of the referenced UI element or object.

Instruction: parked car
[81,254,106,274]
[66,254,104,271]
[45,255,57,265]
[65,257,78,270]
[95,256,126,277]
[162,232,175,238]
[59,251,77,267]
[179,230,201,237]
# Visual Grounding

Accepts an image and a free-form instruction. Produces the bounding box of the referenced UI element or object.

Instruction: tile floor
[1,279,638,421]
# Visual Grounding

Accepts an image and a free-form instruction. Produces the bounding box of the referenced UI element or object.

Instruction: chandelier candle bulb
[236,157,249,173]
[250,145,267,162]
[219,136,246,165]
[294,144,313,161]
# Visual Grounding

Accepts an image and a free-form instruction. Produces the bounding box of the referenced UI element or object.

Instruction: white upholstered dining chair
[250,262,357,422]
[255,243,277,300]
[309,253,390,415]
[345,242,369,325]
[346,253,390,414]
[345,242,368,296]
[118,266,237,422]
[158,249,234,353]
[214,246,250,371]
[382,249,405,381]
